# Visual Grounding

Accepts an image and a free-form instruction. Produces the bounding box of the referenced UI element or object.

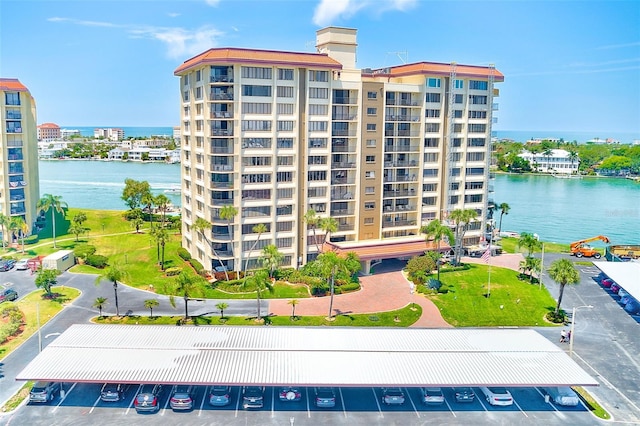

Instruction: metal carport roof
[594,261,640,302]
[16,324,598,387]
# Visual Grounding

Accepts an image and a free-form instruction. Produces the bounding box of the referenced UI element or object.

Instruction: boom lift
[570,235,611,258]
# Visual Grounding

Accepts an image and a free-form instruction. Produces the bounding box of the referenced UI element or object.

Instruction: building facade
[94,128,124,141]
[0,78,41,242]
[37,122,61,141]
[518,149,579,174]
[174,27,503,273]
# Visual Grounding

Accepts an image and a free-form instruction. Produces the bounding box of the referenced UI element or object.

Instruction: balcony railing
[6,128,22,133]
[332,130,357,137]
[211,92,234,100]
[211,146,233,154]
[385,115,421,122]
[331,178,356,186]
[332,97,358,105]
[382,219,417,228]
[212,164,233,171]
[211,198,234,205]
[212,129,233,136]
[331,162,356,169]
[337,224,355,231]
[383,205,415,213]
[331,191,355,200]
[331,208,355,216]
[385,99,419,106]
[383,189,416,197]
[211,181,233,189]
[332,114,357,120]
[210,76,234,83]
[384,160,418,167]
[383,175,417,183]
[384,145,418,152]
[212,111,234,119]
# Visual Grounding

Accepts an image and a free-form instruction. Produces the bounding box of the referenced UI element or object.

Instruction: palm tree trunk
[161,242,166,270]
[52,209,57,248]
[499,214,504,232]
[256,288,261,320]
[555,283,566,314]
[313,228,321,255]
[113,282,120,316]
[184,296,189,319]
[328,271,335,318]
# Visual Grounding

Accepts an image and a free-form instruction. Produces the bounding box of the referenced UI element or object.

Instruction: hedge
[189,258,204,274]
[177,248,191,261]
[86,254,108,268]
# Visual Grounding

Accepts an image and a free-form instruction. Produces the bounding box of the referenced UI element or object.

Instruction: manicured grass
[427,264,558,327]
[93,303,422,327]
[0,287,81,359]
[1,381,34,412]
[574,386,611,420]
[499,237,569,254]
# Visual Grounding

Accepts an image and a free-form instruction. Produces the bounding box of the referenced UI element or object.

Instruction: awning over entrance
[17,325,598,388]
[324,239,447,261]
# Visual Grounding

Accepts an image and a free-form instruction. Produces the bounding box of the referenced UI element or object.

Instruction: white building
[94,128,124,141]
[518,149,579,174]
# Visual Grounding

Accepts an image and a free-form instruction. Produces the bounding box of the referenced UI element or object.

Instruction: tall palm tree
[0,213,9,249]
[144,299,159,317]
[261,244,284,278]
[568,150,579,174]
[150,225,169,270]
[517,232,542,257]
[37,194,68,248]
[288,299,299,318]
[154,194,171,228]
[194,217,229,281]
[542,148,553,172]
[448,209,478,265]
[170,271,199,319]
[548,258,580,315]
[421,219,454,281]
[95,263,128,316]
[519,256,542,283]
[216,302,229,319]
[316,251,345,319]
[220,205,238,273]
[319,216,338,249]
[242,269,273,321]
[93,297,108,317]
[142,192,156,226]
[10,217,29,253]
[303,209,321,255]
[498,202,510,232]
[244,223,267,276]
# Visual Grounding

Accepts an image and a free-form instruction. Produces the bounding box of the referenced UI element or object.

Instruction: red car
[610,283,621,294]
[601,278,614,288]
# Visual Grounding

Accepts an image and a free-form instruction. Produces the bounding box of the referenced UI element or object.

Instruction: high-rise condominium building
[174,27,503,274]
[0,78,41,242]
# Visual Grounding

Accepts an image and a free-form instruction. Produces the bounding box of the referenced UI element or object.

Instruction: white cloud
[47,17,118,28]
[312,0,417,26]
[204,0,221,6]
[167,12,181,18]
[129,26,224,59]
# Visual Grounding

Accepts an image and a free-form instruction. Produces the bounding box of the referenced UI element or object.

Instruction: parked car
[0,259,16,271]
[209,385,232,406]
[242,386,264,409]
[134,384,162,413]
[620,293,633,306]
[278,386,302,402]
[618,288,629,299]
[314,387,336,408]
[0,288,18,303]
[479,387,513,406]
[453,387,475,403]
[29,381,61,403]
[100,383,128,402]
[610,283,621,294]
[15,259,29,270]
[542,386,580,406]
[420,387,444,404]
[381,387,405,405]
[170,385,195,411]
[624,299,640,314]
[601,278,614,288]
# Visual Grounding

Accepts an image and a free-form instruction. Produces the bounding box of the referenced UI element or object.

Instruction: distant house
[518,149,579,174]
[37,122,60,141]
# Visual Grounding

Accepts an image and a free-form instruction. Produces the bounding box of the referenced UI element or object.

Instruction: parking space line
[88,393,101,414]
[338,387,347,418]
[125,384,142,415]
[371,387,383,418]
[403,387,420,418]
[443,396,456,417]
[52,382,76,413]
[534,387,559,412]
[271,387,275,418]
[512,397,528,417]
[198,385,208,416]
[305,387,311,418]
[476,392,489,412]
[160,385,175,415]
[234,388,241,417]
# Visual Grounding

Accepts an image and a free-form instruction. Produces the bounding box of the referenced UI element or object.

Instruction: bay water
[38,160,639,245]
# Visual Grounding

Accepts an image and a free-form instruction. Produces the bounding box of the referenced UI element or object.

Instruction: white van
[542,387,580,406]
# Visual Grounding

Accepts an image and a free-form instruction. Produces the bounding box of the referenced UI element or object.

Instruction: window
[425,93,440,103]
[365,171,375,178]
[277,138,294,148]
[277,156,293,166]
[309,70,329,82]
[465,181,484,190]
[242,206,271,218]
[242,189,271,200]
[182,75,189,86]
[468,110,487,119]
[242,66,272,79]
[424,138,439,148]
[365,155,375,163]
[309,138,327,148]
[242,156,271,166]
[454,123,464,132]
[451,152,462,161]
[465,194,484,203]
[466,167,485,175]
[242,85,272,96]
[308,121,328,132]
[242,173,271,183]
[183,91,189,102]
[427,78,441,88]
[278,68,294,80]
[423,197,437,206]
[308,170,327,181]
[277,171,293,182]
[276,221,294,232]
[364,217,374,225]
[454,79,464,89]
[277,188,294,199]
[425,123,440,132]
[308,187,326,197]
[277,103,294,114]
[309,104,328,115]
[423,183,437,192]
[454,94,464,104]
[468,138,486,147]
[364,202,375,210]
[367,107,377,115]
[309,87,328,99]
[277,86,294,97]
[277,121,294,131]
[469,124,487,133]
[367,91,377,99]
[196,70,201,81]
[469,80,488,90]
[423,169,438,177]
[467,152,485,161]
[242,103,272,114]
[469,95,487,105]
[242,120,271,131]
[452,138,462,147]
[366,123,376,131]
[424,153,438,163]
[242,137,272,148]
[366,139,376,147]
[276,237,293,248]
[308,155,327,165]
[425,109,440,118]
[365,186,375,194]
[453,110,463,118]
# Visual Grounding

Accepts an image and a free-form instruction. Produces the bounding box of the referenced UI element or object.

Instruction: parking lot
[4,383,598,426]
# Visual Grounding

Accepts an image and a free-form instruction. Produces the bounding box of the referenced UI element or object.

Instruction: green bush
[24,234,39,245]
[334,282,360,294]
[165,267,183,276]
[427,278,442,291]
[189,258,204,274]
[86,254,108,268]
[406,255,436,284]
[177,248,191,261]
[0,305,24,344]
[74,244,97,260]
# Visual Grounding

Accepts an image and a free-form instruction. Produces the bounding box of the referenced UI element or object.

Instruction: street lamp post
[569,305,594,357]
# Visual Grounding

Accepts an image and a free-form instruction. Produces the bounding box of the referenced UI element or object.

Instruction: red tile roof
[0,78,29,92]
[175,48,342,75]
[324,239,450,261]
[38,122,60,128]
[371,62,504,82]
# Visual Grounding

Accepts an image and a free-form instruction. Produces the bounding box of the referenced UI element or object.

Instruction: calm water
[493,174,639,244]
[38,161,639,245]
[39,160,181,210]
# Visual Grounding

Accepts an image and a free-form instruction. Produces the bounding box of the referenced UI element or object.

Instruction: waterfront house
[518,149,579,174]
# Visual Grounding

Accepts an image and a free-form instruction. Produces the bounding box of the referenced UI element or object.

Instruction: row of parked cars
[601,277,640,314]
[29,382,581,411]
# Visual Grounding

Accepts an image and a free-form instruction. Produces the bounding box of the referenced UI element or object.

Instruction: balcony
[382,219,417,228]
[332,97,358,105]
[385,115,421,122]
[385,99,419,106]
[211,92,234,101]
[211,146,233,155]
[331,208,355,216]
[212,129,233,137]
[383,204,415,213]
[385,130,420,137]
[211,111,234,119]
[211,198,234,206]
[383,189,415,198]
[210,76,234,83]
[332,129,357,137]
[211,181,233,189]
[384,160,418,167]
[383,175,417,183]
[212,164,233,172]
[211,231,232,240]
[331,162,356,169]
[331,191,355,200]
[337,223,355,231]
[6,128,22,133]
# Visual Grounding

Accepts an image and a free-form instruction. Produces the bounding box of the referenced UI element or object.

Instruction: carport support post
[60,383,65,399]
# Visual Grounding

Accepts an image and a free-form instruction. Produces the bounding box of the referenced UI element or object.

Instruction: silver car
[314,387,336,408]
[381,387,405,405]
[134,384,163,413]
[29,381,61,403]
[242,386,264,409]
[170,385,195,411]
[421,387,445,404]
[100,383,127,402]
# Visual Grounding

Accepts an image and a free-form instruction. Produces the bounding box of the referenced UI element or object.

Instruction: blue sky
[2,0,639,137]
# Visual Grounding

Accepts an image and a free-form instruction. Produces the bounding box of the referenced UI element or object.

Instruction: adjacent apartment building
[0,78,41,242]
[174,27,503,273]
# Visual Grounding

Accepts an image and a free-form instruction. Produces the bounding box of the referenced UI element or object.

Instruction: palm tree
[170,271,199,319]
[95,263,128,316]
[448,209,478,265]
[568,150,579,174]
[216,302,228,319]
[288,299,299,318]
[130,216,144,233]
[543,148,553,172]
[144,299,159,317]
[150,225,169,270]
[0,213,10,249]
[93,297,108,317]
[303,209,321,255]
[517,232,542,257]
[519,256,542,283]
[194,217,229,281]
[10,217,29,253]
[316,251,345,319]
[142,192,156,226]
[548,258,581,315]
[244,223,267,276]
[319,216,338,249]
[261,244,284,278]
[498,202,510,232]
[219,205,238,273]
[154,194,171,228]
[37,194,68,248]
[243,269,273,321]
[421,219,454,281]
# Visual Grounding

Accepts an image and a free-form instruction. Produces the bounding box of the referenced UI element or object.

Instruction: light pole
[569,305,593,357]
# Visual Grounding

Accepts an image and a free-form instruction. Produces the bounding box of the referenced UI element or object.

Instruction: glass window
[277,86,294,98]
[365,171,375,178]
[309,87,328,99]
[454,79,464,89]
[367,107,377,115]
[309,70,329,82]
[242,66,273,79]
[277,103,294,114]
[427,78,441,88]
[366,139,376,147]
[366,155,375,163]
[367,91,377,99]
[366,123,376,131]
[242,85,272,96]
[364,202,375,210]
[425,93,440,103]
[469,80,488,90]
[278,69,294,80]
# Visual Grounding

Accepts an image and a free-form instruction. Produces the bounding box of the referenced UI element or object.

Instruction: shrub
[311,283,328,296]
[165,267,182,276]
[427,278,442,291]
[86,254,108,268]
[74,244,97,260]
[189,258,204,274]
[177,248,191,261]
[24,234,39,245]
[546,311,566,324]
[406,255,436,284]
[0,305,24,344]
[334,282,360,294]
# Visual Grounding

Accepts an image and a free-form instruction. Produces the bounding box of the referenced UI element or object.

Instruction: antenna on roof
[385,51,408,66]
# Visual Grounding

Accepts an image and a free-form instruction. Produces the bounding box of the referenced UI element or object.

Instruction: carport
[17,324,597,388]
[593,261,640,302]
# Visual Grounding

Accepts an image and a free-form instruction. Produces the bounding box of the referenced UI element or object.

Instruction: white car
[420,387,444,404]
[479,387,513,406]
[541,387,580,406]
[15,259,29,270]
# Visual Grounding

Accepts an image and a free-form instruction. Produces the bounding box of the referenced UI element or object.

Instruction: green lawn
[499,237,569,254]
[427,264,558,327]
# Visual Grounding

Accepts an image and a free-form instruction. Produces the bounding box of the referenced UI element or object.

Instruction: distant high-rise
[0,78,40,243]
[174,27,503,274]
